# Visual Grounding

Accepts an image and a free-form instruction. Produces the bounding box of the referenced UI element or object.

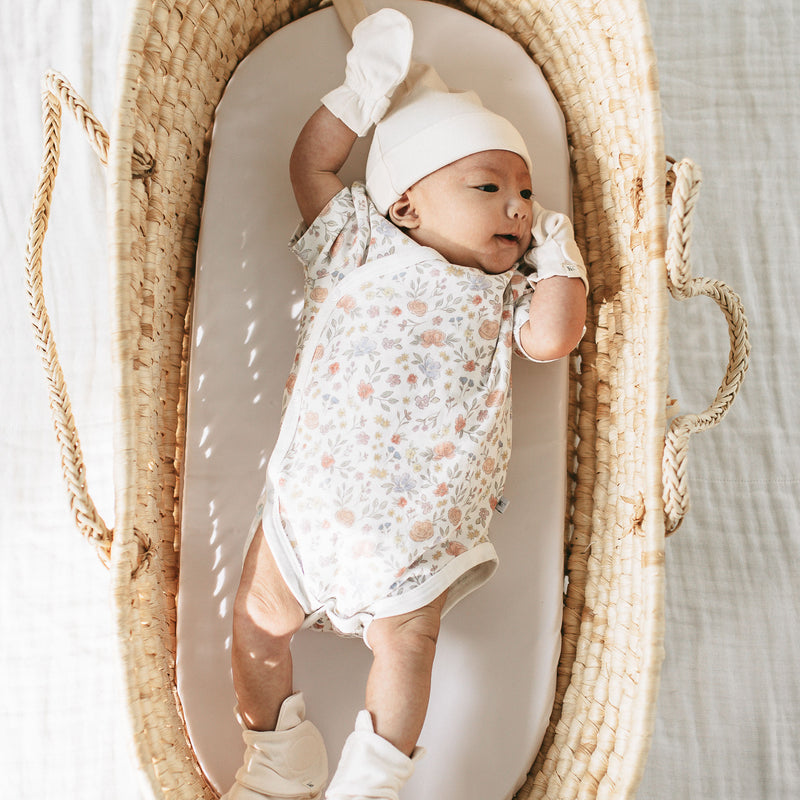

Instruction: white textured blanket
[3,1,798,798]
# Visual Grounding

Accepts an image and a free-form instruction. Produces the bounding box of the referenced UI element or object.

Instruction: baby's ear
[388,193,420,229]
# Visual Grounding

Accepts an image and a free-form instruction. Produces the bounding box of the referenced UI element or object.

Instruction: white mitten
[524,201,589,293]
[322,8,414,136]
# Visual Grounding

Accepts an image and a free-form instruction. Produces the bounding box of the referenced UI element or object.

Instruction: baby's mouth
[496,233,519,244]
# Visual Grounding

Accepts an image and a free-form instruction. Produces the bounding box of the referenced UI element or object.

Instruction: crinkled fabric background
[1,0,797,797]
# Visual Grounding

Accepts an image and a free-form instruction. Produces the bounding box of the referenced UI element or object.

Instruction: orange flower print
[407,299,428,317]
[358,381,374,400]
[391,306,402,316]
[330,232,345,257]
[448,507,462,526]
[353,540,376,558]
[335,509,355,527]
[285,373,296,393]
[312,344,325,361]
[485,390,505,407]
[310,287,328,303]
[472,295,483,305]
[304,411,319,429]
[410,521,434,542]
[482,457,496,474]
[337,295,357,313]
[478,319,500,340]
[446,541,467,557]
[321,453,335,469]
[464,360,476,372]
[407,374,417,384]
[398,497,408,507]
[391,434,402,444]
[455,415,466,433]
[329,362,340,375]
[434,482,448,497]
[433,441,456,460]
[420,329,445,348]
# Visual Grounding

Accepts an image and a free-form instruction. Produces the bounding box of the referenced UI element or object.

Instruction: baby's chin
[475,250,527,274]
[477,261,520,275]
[451,254,520,274]
[410,233,523,274]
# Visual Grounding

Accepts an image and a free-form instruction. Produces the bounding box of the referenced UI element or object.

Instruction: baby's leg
[232,530,305,731]
[224,534,328,799]
[323,594,448,800]
[364,591,448,756]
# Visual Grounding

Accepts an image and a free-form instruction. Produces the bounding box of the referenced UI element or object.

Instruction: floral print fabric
[256,183,537,637]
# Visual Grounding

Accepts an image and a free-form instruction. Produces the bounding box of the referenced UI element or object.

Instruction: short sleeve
[289,184,371,279]
[289,182,406,284]
[507,266,539,362]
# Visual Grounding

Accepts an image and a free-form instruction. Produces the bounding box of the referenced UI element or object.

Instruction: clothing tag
[495,496,510,514]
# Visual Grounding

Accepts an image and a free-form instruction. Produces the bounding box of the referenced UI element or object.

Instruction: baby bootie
[324,710,423,800]
[222,692,328,800]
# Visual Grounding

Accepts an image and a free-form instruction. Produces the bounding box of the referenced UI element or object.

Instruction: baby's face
[396,150,533,274]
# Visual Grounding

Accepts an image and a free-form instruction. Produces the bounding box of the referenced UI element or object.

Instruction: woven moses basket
[25,0,749,797]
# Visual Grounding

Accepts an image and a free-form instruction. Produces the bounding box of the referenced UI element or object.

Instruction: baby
[223,9,587,800]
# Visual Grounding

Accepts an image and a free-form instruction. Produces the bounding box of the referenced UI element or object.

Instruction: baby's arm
[289,108,357,227]
[290,9,413,226]
[518,277,586,361]
[517,201,589,361]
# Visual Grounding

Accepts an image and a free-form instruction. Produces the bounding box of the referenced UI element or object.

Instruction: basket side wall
[106,1,668,797]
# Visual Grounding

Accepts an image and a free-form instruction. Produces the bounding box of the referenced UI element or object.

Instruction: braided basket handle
[24,71,114,565]
[662,158,750,533]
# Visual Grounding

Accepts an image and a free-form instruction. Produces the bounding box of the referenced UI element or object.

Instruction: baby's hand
[322,8,414,136]
[524,203,589,294]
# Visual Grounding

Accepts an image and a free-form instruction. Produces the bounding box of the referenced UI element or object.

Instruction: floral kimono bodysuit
[250,182,574,640]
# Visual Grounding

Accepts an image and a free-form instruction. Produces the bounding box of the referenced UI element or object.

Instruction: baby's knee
[233,580,304,644]
[234,534,305,643]
[368,594,447,656]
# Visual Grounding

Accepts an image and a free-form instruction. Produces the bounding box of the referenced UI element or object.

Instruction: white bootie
[222,692,328,800]
[324,710,424,800]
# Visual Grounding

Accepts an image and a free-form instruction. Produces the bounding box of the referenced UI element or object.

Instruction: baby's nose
[508,195,530,218]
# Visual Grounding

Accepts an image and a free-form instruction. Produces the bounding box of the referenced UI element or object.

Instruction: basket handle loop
[24,71,113,565]
[332,0,368,35]
[662,158,750,534]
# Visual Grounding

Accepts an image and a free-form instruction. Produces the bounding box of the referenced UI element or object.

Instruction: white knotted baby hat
[365,66,532,215]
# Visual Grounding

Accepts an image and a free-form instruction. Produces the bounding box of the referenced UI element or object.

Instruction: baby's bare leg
[232,531,305,731]
[364,591,448,756]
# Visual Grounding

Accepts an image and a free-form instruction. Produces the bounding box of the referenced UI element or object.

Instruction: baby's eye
[476,184,499,193]
[520,189,533,200]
